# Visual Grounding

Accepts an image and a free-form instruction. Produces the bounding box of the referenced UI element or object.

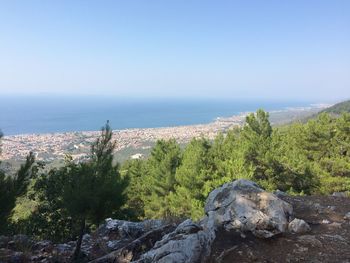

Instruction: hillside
[321,99,350,115]
[300,99,350,123]
[1,109,349,262]
[1,180,350,263]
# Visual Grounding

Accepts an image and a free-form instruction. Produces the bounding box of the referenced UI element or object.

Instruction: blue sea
[0,96,314,135]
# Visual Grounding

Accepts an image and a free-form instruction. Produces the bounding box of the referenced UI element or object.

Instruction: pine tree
[170,138,212,220]
[0,129,36,234]
[143,139,181,219]
[32,122,128,260]
[120,159,146,220]
[241,109,273,182]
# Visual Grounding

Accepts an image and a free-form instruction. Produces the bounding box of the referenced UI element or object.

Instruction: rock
[204,179,293,238]
[0,248,26,263]
[313,203,323,213]
[288,218,311,234]
[92,219,165,259]
[7,235,32,250]
[332,192,348,198]
[135,180,295,262]
[326,205,336,212]
[321,219,330,224]
[344,212,350,220]
[97,218,163,240]
[135,219,215,263]
[53,243,74,256]
[32,240,53,252]
[106,240,122,250]
[274,189,288,198]
[91,224,176,263]
[81,234,94,258]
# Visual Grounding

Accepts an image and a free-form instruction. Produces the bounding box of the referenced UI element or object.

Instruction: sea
[0,96,315,136]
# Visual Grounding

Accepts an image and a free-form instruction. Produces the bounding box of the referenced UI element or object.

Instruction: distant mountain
[320,100,350,115]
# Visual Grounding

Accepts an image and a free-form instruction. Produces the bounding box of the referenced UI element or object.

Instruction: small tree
[31,122,127,260]
[0,130,37,234]
[62,122,127,260]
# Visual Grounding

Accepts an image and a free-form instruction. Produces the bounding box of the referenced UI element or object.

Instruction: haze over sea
[0,96,316,136]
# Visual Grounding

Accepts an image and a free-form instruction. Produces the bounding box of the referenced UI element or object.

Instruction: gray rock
[81,234,94,257]
[326,205,336,212]
[54,243,74,255]
[288,218,311,234]
[204,179,293,238]
[313,203,323,213]
[332,192,347,198]
[98,218,164,240]
[0,249,25,263]
[344,212,350,220]
[135,179,295,263]
[32,240,53,252]
[274,189,288,198]
[135,219,215,263]
[106,240,122,250]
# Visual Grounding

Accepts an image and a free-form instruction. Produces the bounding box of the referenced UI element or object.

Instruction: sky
[0,0,349,101]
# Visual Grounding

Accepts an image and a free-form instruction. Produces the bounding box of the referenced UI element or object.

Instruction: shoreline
[1,105,329,162]
[2,113,246,162]
[2,104,329,138]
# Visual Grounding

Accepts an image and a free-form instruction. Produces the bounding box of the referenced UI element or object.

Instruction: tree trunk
[73,218,86,261]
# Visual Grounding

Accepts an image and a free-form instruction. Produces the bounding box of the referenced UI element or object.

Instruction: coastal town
[1,114,246,163]
[1,105,328,165]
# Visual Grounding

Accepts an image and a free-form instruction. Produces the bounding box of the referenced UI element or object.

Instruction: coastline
[1,105,329,163]
[1,113,246,162]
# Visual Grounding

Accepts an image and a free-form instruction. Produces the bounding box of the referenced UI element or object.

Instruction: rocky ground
[209,195,350,263]
[1,180,349,263]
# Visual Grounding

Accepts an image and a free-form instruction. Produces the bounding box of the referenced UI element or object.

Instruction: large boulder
[204,179,293,238]
[134,180,295,263]
[135,219,215,263]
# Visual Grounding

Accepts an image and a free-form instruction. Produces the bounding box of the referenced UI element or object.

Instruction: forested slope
[321,99,350,115]
[1,108,349,261]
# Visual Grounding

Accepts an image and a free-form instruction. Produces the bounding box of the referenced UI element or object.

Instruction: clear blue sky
[0,0,349,101]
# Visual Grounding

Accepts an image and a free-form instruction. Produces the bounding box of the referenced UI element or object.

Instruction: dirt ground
[209,195,350,263]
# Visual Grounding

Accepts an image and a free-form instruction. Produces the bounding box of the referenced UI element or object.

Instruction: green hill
[321,99,350,115]
[301,100,350,122]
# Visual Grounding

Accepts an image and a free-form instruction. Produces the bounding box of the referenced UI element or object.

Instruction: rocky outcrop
[134,220,215,263]
[131,179,294,263]
[203,179,293,238]
[0,220,167,263]
[3,179,349,263]
[97,218,164,240]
